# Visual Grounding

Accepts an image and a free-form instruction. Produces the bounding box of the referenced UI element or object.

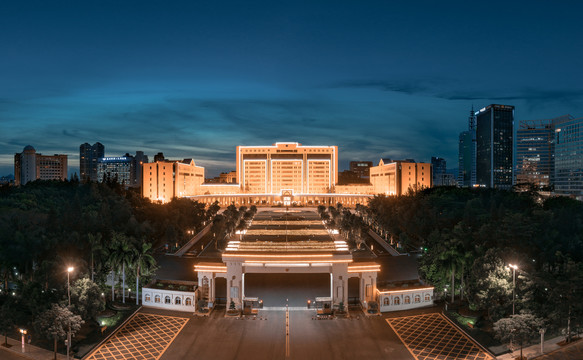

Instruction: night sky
[2,1,583,177]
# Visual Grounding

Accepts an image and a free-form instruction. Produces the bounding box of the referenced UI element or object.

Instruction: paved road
[159,308,413,360]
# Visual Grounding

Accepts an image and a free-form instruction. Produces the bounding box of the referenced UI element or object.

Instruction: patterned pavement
[387,313,494,360]
[536,339,583,360]
[86,313,188,360]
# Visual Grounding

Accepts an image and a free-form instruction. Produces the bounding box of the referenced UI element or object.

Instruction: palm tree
[132,241,156,305]
[108,232,135,303]
[87,232,105,282]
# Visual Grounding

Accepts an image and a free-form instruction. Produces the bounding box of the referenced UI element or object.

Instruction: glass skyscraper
[555,116,583,199]
[80,142,105,182]
[458,107,476,187]
[476,104,514,189]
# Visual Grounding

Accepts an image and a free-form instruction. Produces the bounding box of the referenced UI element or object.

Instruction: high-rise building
[431,157,446,186]
[133,151,149,187]
[515,117,565,188]
[79,142,105,182]
[236,142,338,194]
[554,115,583,199]
[458,107,476,187]
[14,145,68,185]
[97,155,134,186]
[476,104,514,189]
[349,161,373,180]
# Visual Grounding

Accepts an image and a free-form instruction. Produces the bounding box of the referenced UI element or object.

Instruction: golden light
[67,267,74,273]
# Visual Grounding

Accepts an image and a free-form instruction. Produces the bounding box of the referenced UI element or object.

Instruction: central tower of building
[236,142,338,194]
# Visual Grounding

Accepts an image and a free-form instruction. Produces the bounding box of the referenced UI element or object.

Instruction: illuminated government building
[141,142,432,206]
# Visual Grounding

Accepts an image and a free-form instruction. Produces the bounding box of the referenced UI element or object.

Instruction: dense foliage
[365,187,583,339]
[0,180,214,343]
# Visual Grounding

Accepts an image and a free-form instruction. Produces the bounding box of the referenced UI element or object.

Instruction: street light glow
[67,266,74,273]
[509,264,518,270]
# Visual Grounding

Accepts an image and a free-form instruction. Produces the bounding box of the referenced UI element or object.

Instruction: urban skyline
[2,2,583,177]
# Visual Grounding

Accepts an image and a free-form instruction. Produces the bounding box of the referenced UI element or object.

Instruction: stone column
[226,261,243,309]
[331,263,348,305]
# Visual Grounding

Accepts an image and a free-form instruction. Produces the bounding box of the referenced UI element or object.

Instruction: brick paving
[85,313,188,360]
[387,313,494,360]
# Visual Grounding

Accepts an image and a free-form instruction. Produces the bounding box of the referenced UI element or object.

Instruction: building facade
[476,104,514,189]
[97,156,134,185]
[515,118,560,188]
[458,107,477,188]
[431,157,446,186]
[554,116,583,199]
[370,159,432,196]
[349,161,373,180]
[14,145,68,185]
[236,142,338,194]
[79,142,104,182]
[142,159,205,202]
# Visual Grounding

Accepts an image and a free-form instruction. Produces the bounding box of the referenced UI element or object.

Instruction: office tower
[515,117,566,188]
[554,115,583,199]
[133,151,149,187]
[97,155,135,186]
[458,107,476,187]
[349,161,373,180]
[80,142,105,182]
[431,157,446,186]
[236,142,338,194]
[14,145,68,185]
[476,104,514,189]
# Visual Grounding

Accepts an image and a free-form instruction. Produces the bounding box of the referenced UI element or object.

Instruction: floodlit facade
[141,142,432,206]
[236,142,338,194]
[142,159,204,202]
[370,159,432,196]
[14,145,68,185]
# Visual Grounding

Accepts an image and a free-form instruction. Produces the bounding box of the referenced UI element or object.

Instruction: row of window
[382,293,431,306]
[144,293,194,306]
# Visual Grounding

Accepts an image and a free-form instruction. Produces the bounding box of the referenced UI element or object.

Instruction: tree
[35,304,84,360]
[132,241,156,305]
[107,232,135,303]
[87,233,105,282]
[493,313,544,359]
[70,278,105,320]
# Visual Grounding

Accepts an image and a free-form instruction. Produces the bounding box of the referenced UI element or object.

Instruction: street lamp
[509,264,518,315]
[66,266,74,360]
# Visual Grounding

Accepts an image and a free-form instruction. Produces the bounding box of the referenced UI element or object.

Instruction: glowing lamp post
[66,266,74,360]
[20,329,27,353]
[508,264,518,315]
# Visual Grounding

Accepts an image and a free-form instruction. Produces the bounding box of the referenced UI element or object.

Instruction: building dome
[23,145,36,153]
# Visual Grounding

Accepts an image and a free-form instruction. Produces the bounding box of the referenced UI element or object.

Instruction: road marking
[285,306,290,357]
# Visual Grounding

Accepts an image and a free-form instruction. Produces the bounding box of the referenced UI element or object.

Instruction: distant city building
[515,117,564,189]
[458,107,476,187]
[14,145,68,186]
[431,157,446,186]
[554,115,583,199]
[79,142,104,182]
[97,155,134,186]
[349,161,373,179]
[370,158,432,195]
[133,151,149,187]
[476,104,514,189]
[153,152,165,162]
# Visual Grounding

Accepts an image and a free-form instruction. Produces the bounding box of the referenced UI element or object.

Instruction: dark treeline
[0,179,214,304]
[365,187,583,339]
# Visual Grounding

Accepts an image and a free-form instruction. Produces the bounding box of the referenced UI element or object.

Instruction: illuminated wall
[142,159,204,202]
[236,142,338,195]
[371,159,432,196]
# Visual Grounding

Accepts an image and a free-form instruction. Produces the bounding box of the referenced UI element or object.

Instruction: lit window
[175,297,181,305]
[165,296,171,304]
[145,294,151,302]
[155,295,161,303]
[394,297,400,305]
[404,296,411,304]
[185,297,192,306]
[414,295,420,303]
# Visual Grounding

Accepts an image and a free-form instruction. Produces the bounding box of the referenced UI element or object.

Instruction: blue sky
[2,1,583,177]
